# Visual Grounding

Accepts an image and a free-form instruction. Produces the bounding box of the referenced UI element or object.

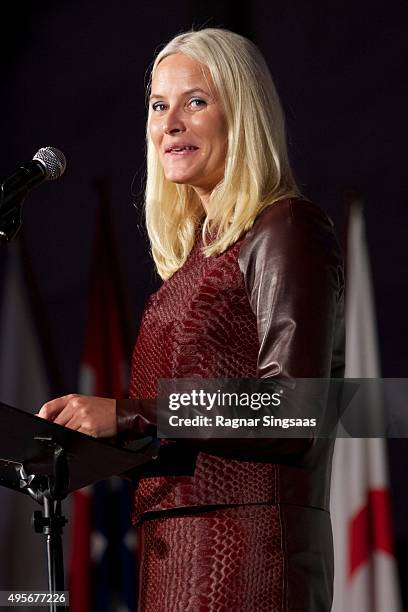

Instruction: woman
[39,28,345,611]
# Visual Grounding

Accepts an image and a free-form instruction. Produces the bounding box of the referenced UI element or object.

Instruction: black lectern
[0,401,158,611]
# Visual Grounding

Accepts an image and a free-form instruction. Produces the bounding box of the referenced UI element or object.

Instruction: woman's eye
[152,102,167,112]
[189,98,206,109]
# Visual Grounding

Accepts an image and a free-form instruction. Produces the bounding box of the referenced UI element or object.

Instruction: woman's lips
[165,145,199,156]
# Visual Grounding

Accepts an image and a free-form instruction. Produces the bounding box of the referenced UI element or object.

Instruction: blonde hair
[145,28,302,279]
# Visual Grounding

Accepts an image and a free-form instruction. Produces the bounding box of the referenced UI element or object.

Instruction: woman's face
[148,53,228,204]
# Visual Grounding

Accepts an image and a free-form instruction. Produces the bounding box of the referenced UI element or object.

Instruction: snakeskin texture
[130,231,286,609]
[129,231,265,517]
[128,234,259,401]
[133,453,278,519]
[138,504,284,612]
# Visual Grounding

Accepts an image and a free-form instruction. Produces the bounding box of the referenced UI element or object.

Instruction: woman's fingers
[37,395,117,438]
[38,394,77,420]
[64,414,82,432]
[53,403,76,426]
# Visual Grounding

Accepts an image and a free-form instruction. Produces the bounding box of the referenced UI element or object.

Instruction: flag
[330,201,401,611]
[0,239,60,604]
[69,178,136,612]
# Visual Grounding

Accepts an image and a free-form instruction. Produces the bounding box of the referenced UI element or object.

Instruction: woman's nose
[163,108,186,134]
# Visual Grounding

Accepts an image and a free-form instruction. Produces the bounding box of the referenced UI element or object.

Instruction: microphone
[0,147,66,242]
[0,147,66,207]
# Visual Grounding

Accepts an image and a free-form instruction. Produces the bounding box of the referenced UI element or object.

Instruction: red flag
[330,200,401,611]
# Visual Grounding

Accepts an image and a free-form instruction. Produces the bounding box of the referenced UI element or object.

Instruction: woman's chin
[164,172,195,186]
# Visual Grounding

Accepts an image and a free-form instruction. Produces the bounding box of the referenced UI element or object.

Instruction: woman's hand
[37,394,117,438]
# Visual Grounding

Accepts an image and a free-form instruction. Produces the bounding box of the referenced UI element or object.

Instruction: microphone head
[33,147,66,180]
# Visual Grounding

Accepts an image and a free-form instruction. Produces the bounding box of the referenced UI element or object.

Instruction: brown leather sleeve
[116,398,157,441]
[239,199,344,379]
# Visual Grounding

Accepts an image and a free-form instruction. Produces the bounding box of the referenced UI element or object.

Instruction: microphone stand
[19,437,69,612]
[0,191,25,242]
[0,162,43,241]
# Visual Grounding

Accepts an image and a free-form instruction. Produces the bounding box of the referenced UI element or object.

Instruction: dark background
[1,0,407,601]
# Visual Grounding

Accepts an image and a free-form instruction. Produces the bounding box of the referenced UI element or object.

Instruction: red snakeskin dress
[124,198,345,611]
